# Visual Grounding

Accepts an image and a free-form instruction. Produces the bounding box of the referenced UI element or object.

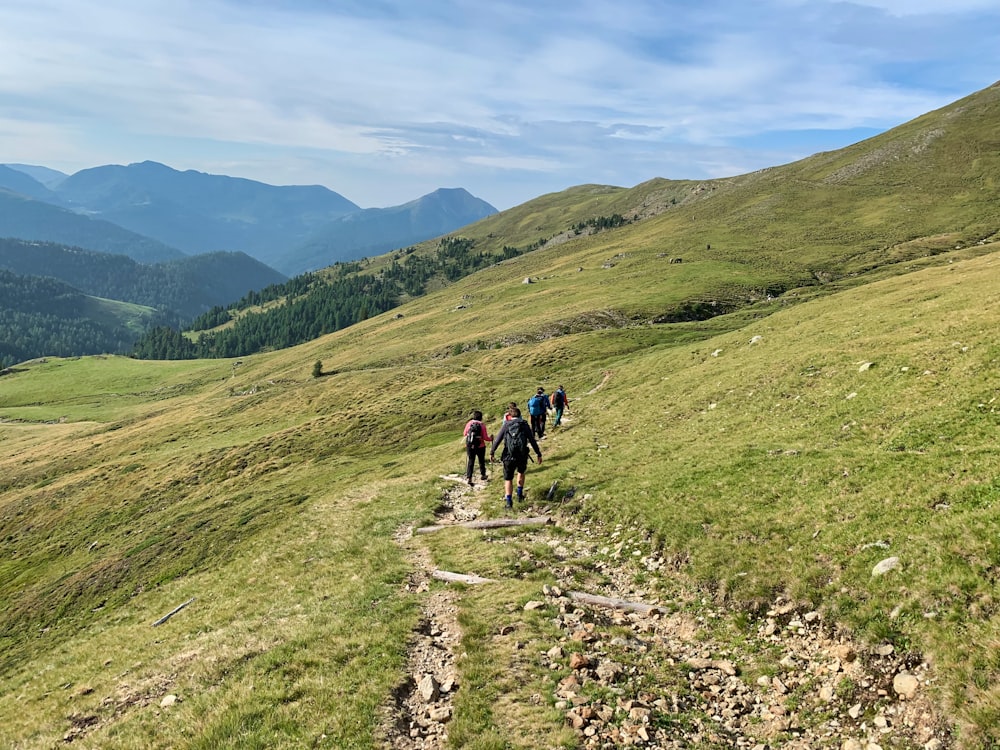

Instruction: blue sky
[0,0,997,210]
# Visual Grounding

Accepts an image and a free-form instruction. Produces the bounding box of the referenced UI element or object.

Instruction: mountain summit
[281,187,498,275]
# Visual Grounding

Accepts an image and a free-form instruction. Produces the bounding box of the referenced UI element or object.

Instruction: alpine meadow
[4,81,1000,749]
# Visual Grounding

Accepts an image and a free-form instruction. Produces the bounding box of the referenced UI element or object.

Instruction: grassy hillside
[3,82,1000,748]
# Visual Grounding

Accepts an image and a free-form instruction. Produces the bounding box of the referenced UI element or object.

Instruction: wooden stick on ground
[430,571,664,616]
[431,570,496,585]
[151,597,196,627]
[566,591,664,616]
[415,516,552,534]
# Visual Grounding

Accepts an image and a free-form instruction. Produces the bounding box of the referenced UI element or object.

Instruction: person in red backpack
[463,409,492,487]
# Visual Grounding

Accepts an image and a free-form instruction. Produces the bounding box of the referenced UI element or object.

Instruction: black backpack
[553,390,565,408]
[466,421,482,447]
[504,418,529,458]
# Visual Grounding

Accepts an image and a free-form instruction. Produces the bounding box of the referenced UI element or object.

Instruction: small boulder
[893,672,919,699]
[872,557,901,576]
[416,674,440,703]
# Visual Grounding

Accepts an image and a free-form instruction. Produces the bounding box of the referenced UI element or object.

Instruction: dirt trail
[379,478,484,748]
[381,474,953,749]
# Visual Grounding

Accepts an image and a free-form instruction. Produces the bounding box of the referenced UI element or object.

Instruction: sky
[0,1,998,211]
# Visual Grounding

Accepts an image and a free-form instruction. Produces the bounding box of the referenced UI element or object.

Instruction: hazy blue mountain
[1,160,498,274]
[0,190,187,263]
[53,161,362,265]
[0,237,286,320]
[3,163,69,188]
[0,166,64,203]
[279,187,498,275]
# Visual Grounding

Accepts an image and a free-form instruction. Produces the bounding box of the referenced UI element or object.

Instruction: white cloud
[0,0,996,209]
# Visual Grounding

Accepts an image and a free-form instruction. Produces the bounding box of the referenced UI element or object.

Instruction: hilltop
[2,81,1000,748]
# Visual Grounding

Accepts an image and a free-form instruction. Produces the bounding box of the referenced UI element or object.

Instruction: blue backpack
[528,395,544,415]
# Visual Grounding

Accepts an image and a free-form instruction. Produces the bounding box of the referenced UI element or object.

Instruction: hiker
[502,401,518,421]
[552,385,569,427]
[490,406,542,508]
[463,409,492,486]
[527,387,551,439]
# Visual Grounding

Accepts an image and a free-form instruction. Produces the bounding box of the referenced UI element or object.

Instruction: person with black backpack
[490,406,542,508]
[463,410,492,487]
[552,385,569,427]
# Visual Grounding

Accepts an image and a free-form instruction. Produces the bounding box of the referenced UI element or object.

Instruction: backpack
[466,421,482,447]
[528,395,543,415]
[504,418,529,458]
[552,390,565,408]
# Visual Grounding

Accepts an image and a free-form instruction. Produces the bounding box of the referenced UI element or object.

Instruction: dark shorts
[502,455,528,480]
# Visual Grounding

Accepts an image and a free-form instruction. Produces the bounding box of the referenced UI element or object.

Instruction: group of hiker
[462,385,570,509]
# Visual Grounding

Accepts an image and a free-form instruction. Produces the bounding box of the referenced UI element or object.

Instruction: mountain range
[0,160,497,274]
[0,160,498,364]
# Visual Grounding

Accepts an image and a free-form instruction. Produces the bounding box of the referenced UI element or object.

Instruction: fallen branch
[566,591,664,616]
[415,516,553,534]
[432,570,496,585]
[151,597,196,627]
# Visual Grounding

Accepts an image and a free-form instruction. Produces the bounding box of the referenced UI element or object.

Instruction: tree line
[0,270,160,369]
[132,236,528,360]
[571,213,630,234]
[0,238,279,321]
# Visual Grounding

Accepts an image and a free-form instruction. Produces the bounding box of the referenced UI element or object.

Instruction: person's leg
[515,457,528,501]
[465,447,476,484]
[539,414,546,438]
[477,447,488,479]
[502,460,515,507]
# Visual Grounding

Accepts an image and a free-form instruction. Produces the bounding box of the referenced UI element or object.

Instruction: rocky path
[379,477,483,748]
[381,476,953,749]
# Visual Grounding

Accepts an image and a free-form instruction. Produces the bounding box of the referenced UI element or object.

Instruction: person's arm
[527,430,542,461]
[490,422,506,459]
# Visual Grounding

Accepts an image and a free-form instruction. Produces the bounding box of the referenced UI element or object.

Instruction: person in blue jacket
[527,387,551,439]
